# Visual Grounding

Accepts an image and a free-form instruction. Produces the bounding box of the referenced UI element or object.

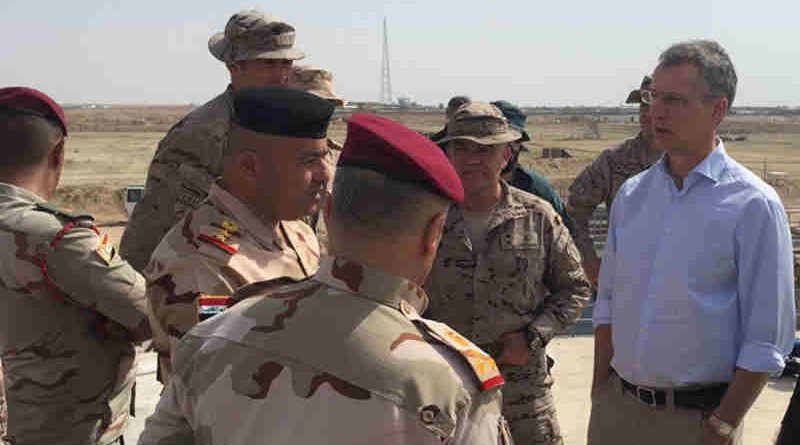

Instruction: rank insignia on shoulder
[198,295,230,321]
[419,320,505,391]
[197,219,239,254]
[95,233,116,265]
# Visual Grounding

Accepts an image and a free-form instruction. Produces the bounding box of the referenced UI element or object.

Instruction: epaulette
[228,276,310,307]
[197,219,239,255]
[33,203,95,225]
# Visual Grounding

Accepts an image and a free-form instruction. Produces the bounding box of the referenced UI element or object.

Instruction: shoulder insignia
[94,232,116,265]
[198,294,231,321]
[228,276,309,307]
[418,319,505,391]
[197,219,239,254]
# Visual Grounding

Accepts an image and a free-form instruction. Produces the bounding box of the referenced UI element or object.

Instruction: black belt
[616,372,728,411]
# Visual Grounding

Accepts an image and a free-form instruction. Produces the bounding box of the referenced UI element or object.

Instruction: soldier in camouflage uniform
[0,87,150,445]
[287,64,347,251]
[119,9,306,271]
[425,102,591,445]
[138,113,513,445]
[566,75,661,286]
[145,87,332,384]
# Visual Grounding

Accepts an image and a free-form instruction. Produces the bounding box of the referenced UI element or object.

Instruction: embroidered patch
[95,233,115,265]
[198,295,230,320]
[419,320,505,390]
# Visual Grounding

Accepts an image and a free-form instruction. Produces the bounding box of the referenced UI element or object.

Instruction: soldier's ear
[49,138,65,170]
[422,211,447,257]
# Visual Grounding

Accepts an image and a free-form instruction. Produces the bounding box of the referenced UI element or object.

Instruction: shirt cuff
[592,299,611,327]
[736,341,787,374]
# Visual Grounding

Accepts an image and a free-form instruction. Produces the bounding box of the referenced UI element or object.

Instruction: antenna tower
[380,17,393,105]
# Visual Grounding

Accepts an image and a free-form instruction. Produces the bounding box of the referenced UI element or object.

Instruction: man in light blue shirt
[588,40,795,445]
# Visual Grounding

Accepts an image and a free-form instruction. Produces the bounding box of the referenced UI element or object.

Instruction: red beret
[338,113,464,203]
[0,87,67,135]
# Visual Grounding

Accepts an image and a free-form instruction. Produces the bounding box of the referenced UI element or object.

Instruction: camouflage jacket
[144,182,319,384]
[120,88,235,271]
[138,256,512,445]
[424,181,591,347]
[0,182,148,445]
[566,133,661,276]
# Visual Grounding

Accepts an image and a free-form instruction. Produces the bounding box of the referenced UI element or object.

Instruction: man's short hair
[657,40,737,110]
[331,167,448,236]
[0,113,63,169]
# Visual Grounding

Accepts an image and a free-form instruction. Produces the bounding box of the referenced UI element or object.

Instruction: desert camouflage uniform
[0,182,148,445]
[425,181,591,445]
[566,133,660,279]
[120,88,235,272]
[139,256,513,445]
[144,182,319,384]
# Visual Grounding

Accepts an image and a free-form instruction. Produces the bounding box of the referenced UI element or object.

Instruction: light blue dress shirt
[594,143,795,388]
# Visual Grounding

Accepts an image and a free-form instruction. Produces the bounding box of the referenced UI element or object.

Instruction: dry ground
[58,108,800,222]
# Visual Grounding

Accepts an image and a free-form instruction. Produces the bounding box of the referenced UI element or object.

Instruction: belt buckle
[636,386,658,407]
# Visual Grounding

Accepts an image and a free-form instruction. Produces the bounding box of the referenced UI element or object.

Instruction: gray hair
[331,167,449,236]
[658,40,737,110]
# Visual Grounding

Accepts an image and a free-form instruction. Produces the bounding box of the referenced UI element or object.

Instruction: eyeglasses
[640,90,720,107]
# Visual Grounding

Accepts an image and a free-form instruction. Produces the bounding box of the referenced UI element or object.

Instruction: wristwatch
[523,327,545,351]
[707,413,736,440]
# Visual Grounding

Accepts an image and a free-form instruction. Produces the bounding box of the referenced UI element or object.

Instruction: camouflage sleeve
[121,126,225,272]
[44,226,148,331]
[137,379,194,445]
[566,151,612,282]
[147,256,239,383]
[530,212,592,343]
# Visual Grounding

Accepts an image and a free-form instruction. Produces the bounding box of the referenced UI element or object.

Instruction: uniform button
[420,405,440,424]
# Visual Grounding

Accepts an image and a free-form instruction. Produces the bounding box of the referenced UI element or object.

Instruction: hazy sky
[2,0,798,107]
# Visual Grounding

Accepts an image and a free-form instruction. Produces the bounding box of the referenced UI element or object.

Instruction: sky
[1,0,798,107]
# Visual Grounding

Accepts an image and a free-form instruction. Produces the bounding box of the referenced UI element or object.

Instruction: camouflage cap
[208,9,305,63]
[437,102,522,146]
[625,75,653,104]
[288,65,346,107]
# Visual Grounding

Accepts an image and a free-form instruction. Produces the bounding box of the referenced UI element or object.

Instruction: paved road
[124,336,795,444]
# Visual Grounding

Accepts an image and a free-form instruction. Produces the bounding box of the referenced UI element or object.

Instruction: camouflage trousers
[498,348,563,445]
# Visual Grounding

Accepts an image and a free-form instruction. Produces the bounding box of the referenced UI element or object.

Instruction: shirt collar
[655,140,728,184]
[0,182,47,204]
[313,256,429,314]
[208,181,282,248]
[447,180,528,237]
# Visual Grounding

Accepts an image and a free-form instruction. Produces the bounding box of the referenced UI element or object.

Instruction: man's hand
[496,331,530,366]
[702,416,733,445]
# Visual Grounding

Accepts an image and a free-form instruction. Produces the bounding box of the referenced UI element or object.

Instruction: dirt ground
[58,108,800,222]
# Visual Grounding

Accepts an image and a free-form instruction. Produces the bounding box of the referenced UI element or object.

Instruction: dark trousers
[778,376,800,445]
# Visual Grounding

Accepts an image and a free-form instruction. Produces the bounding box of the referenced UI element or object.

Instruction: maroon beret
[338,113,464,203]
[0,87,67,135]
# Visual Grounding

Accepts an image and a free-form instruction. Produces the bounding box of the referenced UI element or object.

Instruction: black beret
[233,86,334,139]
